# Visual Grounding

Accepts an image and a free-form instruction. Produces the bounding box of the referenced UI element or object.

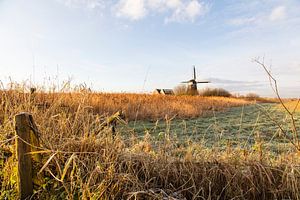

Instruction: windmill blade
[197,81,210,83]
[193,66,196,80]
[181,81,190,83]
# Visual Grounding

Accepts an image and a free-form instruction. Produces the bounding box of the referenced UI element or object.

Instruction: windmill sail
[180,66,210,95]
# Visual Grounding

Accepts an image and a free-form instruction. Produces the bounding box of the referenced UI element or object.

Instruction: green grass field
[122,103,300,153]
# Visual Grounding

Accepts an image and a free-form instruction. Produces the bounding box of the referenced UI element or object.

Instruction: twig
[254,58,299,149]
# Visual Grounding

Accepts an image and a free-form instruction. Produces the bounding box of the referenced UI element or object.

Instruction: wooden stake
[15,112,34,199]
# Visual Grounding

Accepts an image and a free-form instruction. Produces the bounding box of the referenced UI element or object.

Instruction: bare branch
[254,57,299,149]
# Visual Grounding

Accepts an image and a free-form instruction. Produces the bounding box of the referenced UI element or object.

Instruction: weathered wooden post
[15,112,39,199]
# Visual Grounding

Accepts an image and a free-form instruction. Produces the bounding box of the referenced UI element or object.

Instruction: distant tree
[173,85,188,95]
[245,93,260,100]
[199,88,232,97]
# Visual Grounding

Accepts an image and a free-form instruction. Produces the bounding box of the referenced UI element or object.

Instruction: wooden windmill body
[181,66,210,95]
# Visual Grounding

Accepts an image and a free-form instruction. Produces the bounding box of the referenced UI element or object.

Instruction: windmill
[181,66,210,95]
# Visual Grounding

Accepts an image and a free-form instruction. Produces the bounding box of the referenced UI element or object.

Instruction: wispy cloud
[224,1,300,43]
[57,0,105,10]
[226,2,299,29]
[209,78,267,94]
[147,0,182,11]
[269,6,286,21]
[228,17,257,26]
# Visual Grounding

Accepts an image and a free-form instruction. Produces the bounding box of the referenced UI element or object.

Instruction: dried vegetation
[0,84,300,199]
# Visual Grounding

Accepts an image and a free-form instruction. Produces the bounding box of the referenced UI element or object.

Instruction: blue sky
[0,0,300,97]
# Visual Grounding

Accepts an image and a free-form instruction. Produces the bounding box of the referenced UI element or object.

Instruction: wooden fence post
[15,112,37,199]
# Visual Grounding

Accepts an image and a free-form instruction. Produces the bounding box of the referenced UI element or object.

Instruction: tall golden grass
[280,100,300,113]
[1,87,300,199]
[0,89,250,121]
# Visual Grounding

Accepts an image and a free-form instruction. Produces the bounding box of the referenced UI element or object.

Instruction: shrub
[199,88,232,97]
[173,85,188,95]
[245,93,260,100]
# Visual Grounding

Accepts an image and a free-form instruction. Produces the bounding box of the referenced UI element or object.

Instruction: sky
[0,0,300,97]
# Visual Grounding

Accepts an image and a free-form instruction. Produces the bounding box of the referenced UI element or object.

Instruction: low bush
[199,88,232,97]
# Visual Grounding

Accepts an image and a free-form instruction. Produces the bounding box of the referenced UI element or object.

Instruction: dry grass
[0,89,250,121]
[280,100,300,113]
[1,87,300,199]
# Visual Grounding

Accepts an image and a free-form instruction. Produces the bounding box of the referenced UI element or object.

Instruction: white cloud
[228,17,257,26]
[165,0,208,23]
[147,0,164,10]
[186,0,204,20]
[146,0,181,10]
[165,0,182,9]
[59,0,208,23]
[145,0,185,15]
[269,6,286,21]
[113,0,208,22]
[58,0,105,10]
[114,0,147,20]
